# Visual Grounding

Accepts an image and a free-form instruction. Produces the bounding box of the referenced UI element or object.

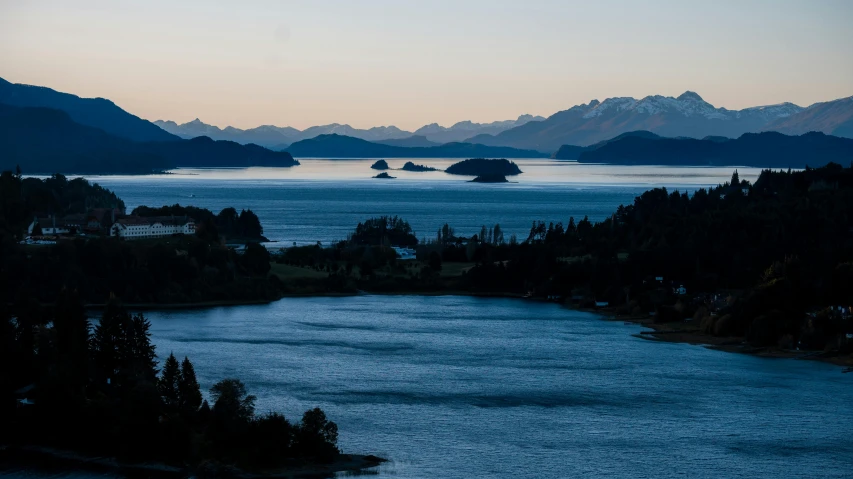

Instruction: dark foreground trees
[207,378,340,464]
[3,297,341,470]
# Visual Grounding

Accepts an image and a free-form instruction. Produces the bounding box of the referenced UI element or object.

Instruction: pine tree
[91,300,125,387]
[126,313,158,383]
[199,399,211,423]
[159,353,180,411]
[493,224,503,245]
[178,356,203,414]
[90,301,157,390]
[53,289,90,395]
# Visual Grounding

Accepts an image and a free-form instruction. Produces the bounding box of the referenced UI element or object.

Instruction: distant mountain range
[3,75,851,172]
[152,119,411,149]
[0,104,297,174]
[763,96,853,139]
[466,92,853,153]
[411,115,546,143]
[153,115,546,149]
[375,135,440,148]
[155,92,853,155]
[284,134,548,159]
[0,76,178,143]
[0,103,171,174]
[553,130,853,168]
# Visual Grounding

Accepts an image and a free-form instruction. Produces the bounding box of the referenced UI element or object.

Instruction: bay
[135,296,852,479]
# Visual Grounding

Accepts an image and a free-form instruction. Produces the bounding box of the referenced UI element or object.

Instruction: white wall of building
[111,221,195,239]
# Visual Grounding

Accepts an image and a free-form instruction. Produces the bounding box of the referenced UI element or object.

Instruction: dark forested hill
[0,104,299,174]
[0,103,172,174]
[552,131,661,160]
[375,135,441,148]
[142,136,299,169]
[285,134,548,158]
[0,76,177,142]
[561,131,853,168]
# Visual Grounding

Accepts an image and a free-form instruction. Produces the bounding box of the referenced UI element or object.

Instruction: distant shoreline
[1,445,386,479]
[590,308,853,369]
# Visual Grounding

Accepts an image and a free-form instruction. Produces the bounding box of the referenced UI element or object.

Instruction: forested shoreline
[272,165,853,365]
[0,172,369,475]
[3,162,853,476]
[3,165,852,360]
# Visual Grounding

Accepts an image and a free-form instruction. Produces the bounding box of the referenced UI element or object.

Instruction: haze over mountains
[153,115,546,149]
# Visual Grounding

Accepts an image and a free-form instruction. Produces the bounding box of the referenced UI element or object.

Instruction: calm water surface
[86,160,762,245]
[140,297,852,478]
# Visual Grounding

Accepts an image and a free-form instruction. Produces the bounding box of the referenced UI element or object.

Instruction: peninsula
[285,134,547,158]
[401,161,438,172]
[553,130,853,168]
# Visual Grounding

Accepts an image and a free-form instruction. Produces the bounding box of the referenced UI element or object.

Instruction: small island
[470,174,508,183]
[401,161,438,172]
[445,158,522,176]
[373,172,396,179]
[370,159,390,170]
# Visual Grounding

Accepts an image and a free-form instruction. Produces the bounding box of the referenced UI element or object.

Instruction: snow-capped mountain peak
[740,102,805,119]
[582,97,637,118]
[676,91,704,102]
[583,92,737,120]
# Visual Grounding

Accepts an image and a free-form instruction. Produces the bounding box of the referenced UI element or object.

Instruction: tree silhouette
[159,352,180,411]
[428,251,442,272]
[210,378,256,424]
[178,356,203,415]
[91,300,157,390]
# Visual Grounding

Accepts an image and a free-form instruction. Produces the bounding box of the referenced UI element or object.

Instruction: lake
[7,161,852,478]
[138,296,852,478]
[6,294,851,478]
[86,159,763,245]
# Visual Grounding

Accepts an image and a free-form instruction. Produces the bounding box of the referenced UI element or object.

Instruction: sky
[1,0,852,131]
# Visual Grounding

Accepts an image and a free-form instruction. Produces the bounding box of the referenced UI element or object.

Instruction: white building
[27,216,72,235]
[110,216,195,239]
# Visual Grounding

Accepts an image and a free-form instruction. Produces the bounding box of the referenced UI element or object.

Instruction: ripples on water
[94,296,853,479]
[5,296,851,479]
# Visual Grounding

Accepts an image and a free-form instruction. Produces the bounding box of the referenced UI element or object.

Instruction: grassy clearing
[440,262,475,277]
[269,263,329,280]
